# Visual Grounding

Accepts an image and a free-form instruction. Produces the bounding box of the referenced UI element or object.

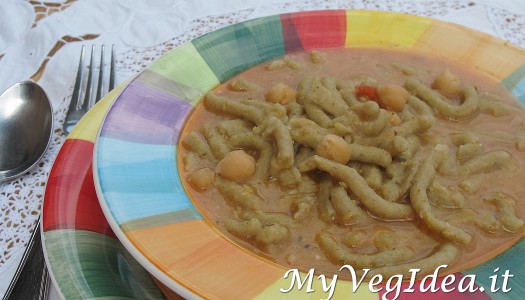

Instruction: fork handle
[3,219,50,300]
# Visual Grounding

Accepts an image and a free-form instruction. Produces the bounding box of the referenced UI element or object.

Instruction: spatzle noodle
[179,48,525,279]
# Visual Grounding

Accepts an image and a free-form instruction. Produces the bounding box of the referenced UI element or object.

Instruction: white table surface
[1,0,525,299]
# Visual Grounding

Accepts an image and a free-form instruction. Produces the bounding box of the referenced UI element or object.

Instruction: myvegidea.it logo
[279,265,514,300]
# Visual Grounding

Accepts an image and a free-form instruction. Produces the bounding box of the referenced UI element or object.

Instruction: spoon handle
[2,219,49,300]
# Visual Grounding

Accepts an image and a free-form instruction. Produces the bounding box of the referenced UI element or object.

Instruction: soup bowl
[94,10,525,299]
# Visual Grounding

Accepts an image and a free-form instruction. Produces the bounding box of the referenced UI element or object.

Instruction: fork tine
[63,46,85,134]
[63,44,115,135]
[95,45,105,103]
[69,46,84,111]
[109,44,115,92]
[82,45,96,110]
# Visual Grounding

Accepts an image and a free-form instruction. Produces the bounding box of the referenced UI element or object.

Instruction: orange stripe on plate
[127,220,285,299]
[414,22,525,81]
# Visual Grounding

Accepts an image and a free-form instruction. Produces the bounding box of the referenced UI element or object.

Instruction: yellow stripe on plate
[66,84,126,142]
[126,220,285,299]
[414,22,525,81]
[345,10,432,48]
[255,272,379,300]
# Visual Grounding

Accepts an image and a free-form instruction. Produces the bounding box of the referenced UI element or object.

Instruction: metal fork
[3,219,49,300]
[63,44,115,134]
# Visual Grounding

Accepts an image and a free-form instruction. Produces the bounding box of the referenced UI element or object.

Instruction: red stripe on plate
[280,13,304,53]
[286,10,347,50]
[43,139,116,238]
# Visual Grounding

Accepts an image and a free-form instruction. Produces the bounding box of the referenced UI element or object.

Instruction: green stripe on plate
[192,15,285,82]
[137,69,206,106]
[44,229,164,299]
[148,42,219,103]
[120,208,199,233]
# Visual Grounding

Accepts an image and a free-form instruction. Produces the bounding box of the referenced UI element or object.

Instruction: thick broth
[178,48,525,278]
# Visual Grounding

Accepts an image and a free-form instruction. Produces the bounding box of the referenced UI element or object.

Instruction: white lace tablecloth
[1,0,525,298]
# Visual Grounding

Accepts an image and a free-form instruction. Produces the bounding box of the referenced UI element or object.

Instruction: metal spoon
[0,81,52,299]
[0,81,53,182]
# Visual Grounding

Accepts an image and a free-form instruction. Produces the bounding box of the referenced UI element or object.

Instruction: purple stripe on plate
[101,81,194,145]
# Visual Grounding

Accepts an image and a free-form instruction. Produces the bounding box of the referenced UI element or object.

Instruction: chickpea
[309,50,326,64]
[188,168,215,190]
[376,84,409,112]
[431,69,462,97]
[265,83,296,104]
[216,150,256,181]
[316,134,352,164]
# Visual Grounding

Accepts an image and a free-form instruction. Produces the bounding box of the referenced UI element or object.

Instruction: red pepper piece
[355,85,378,101]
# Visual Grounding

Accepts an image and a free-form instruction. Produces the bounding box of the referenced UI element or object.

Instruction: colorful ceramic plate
[94,10,525,299]
[41,87,172,299]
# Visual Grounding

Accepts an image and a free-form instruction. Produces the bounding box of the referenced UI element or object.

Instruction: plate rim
[93,8,525,299]
[41,81,167,300]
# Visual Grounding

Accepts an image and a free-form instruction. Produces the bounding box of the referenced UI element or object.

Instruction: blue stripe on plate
[466,237,524,300]
[95,138,175,167]
[103,192,199,225]
[97,138,198,224]
[502,64,525,105]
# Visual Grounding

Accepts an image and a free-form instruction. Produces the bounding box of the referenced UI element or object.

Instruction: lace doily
[2,0,525,276]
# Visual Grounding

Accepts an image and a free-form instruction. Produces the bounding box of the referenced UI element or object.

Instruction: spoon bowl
[0,81,52,182]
